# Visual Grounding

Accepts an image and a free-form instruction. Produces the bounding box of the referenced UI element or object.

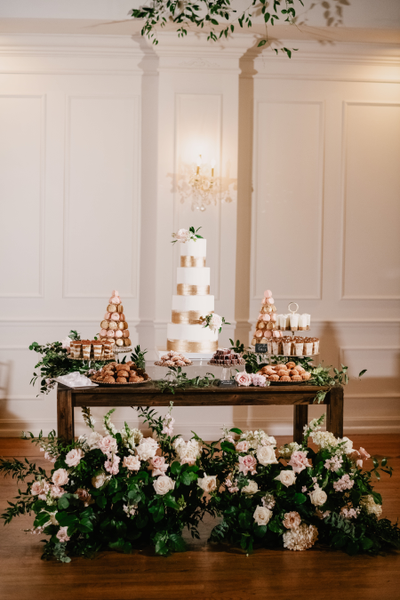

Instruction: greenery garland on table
[155,366,216,393]
[1,408,399,561]
[131,0,303,56]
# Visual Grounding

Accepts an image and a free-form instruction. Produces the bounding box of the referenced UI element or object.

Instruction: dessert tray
[90,377,151,387]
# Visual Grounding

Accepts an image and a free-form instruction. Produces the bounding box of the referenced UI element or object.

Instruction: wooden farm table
[57,383,343,444]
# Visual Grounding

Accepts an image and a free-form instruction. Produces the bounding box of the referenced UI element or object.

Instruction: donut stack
[99,290,131,348]
[251,289,283,346]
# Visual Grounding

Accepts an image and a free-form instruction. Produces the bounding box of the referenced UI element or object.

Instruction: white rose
[309,485,327,506]
[253,506,272,526]
[98,435,118,456]
[257,445,278,466]
[85,431,103,450]
[274,470,297,487]
[174,228,190,242]
[136,440,158,462]
[91,472,107,489]
[242,480,258,495]
[52,468,69,487]
[65,448,84,468]
[209,313,223,333]
[198,475,217,493]
[153,475,175,496]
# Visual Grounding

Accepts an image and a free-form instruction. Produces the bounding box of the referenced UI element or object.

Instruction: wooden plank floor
[1,435,399,600]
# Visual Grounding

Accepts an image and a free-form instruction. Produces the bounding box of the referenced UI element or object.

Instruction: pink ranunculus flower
[56,526,70,543]
[251,373,267,387]
[236,440,250,453]
[123,455,141,471]
[104,455,120,475]
[65,448,84,468]
[288,451,310,474]
[52,469,69,487]
[149,455,169,477]
[235,372,253,387]
[238,454,257,476]
[50,485,64,499]
[98,435,118,456]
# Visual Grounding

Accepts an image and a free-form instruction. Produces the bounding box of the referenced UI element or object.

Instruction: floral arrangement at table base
[1,410,399,562]
[208,416,398,555]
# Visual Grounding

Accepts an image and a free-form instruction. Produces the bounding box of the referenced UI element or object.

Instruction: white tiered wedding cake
[167,237,218,354]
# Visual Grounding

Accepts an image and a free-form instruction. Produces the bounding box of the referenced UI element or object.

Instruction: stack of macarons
[99,290,131,348]
[251,289,284,346]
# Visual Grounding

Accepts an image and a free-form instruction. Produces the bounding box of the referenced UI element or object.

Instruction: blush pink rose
[123,455,141,471]
[236,441,250,453]
[52,469,69,487]
[50,485,64,499]
[65,448,84,468]
[288,451,310,474]
[238,454,257,476]
[98,435,118,456]
[235,372,253,387]
[149,455,169,477]
[283,511,301,530]
[31,480,50,500]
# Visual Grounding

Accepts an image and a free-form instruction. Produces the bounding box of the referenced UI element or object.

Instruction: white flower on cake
[200,312,229,334]
[171,226,203,244]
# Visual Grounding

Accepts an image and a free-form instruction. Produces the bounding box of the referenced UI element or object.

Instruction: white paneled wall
[0,33,399,437]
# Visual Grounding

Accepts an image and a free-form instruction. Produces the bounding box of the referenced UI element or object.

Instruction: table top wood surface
[58,382,333,407]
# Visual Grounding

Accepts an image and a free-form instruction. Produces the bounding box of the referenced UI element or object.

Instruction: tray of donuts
[257,362,312,385]
[91,361,151,386]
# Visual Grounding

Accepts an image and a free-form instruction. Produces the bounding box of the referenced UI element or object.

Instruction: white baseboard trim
[1,416,400,439]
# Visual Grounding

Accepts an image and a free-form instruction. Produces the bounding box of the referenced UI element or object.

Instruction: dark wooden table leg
[57,386,74,442]
[294,405,308,444]
[326,385,344,438]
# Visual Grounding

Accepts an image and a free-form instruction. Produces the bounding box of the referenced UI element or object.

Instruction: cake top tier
[180,238,207,257]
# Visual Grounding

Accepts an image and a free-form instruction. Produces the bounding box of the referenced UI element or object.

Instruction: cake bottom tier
[167,322,218,354]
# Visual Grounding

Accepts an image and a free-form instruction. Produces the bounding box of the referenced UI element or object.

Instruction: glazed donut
[115,330,123,338]
[107,330,115,338]
[107,304,117,313]
[116,339,124,347]
[264,290,272,298]
[100,329,108,337]
[100,320,109,330]
[108,321,118,330]
[110,296,121,305]
[117,305,124,313]
[262,314,271,322]
[124,338,131,346]
[123,330,130,338]
[104,312,111,320]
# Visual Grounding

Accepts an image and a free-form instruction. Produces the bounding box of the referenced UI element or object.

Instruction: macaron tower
[99,290,132,349]
[251,289,283,346]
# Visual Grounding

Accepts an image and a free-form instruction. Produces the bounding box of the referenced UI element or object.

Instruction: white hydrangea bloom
[283,523,318,551]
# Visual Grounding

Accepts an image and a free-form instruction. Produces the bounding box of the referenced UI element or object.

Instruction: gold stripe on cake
[180,256,206,267]
[172,310,204,325]
[167,339,218,353]
[177,284,210,296]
